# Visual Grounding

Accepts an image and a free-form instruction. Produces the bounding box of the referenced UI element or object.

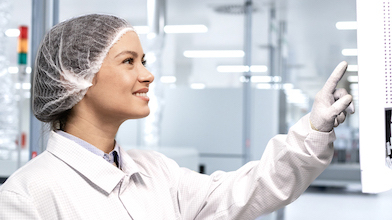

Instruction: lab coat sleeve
[170,113,335,220]
[0,190,42,219]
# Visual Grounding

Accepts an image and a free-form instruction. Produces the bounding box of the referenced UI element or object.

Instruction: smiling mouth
[133,92,148,97]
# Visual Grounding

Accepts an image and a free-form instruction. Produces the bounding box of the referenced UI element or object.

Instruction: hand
[309,61,355,132]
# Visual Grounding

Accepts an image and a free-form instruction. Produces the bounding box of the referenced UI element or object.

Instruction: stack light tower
[16,25,28,167]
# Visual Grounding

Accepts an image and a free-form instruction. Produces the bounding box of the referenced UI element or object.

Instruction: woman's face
[83,31,154,122]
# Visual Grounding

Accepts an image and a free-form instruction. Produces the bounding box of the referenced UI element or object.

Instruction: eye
[123,58,134,65]
[142,59,147,66]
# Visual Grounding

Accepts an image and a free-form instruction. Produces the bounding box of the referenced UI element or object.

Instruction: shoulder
[127,149,177,167]
[126,149,181,176]
[0,151,60,196]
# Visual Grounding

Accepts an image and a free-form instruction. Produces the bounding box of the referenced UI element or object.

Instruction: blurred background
[0,0,385,219]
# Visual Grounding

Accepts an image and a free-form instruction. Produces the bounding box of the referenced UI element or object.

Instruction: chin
[131,110,150,119]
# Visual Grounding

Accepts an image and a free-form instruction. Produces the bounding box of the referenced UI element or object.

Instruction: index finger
[322,61,348,94]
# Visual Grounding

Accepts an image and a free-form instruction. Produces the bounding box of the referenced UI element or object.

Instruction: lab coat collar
[46,131,149,194]
[117,144,152,179]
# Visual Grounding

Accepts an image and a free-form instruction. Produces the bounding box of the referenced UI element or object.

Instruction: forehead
[108,31,143,57]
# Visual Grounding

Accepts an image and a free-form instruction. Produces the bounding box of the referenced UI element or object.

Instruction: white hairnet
[32,14,134,122]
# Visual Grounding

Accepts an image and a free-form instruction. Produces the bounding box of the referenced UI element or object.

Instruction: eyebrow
[114,50,138,58]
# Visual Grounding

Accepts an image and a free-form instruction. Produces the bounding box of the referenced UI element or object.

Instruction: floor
[284,186,392,220]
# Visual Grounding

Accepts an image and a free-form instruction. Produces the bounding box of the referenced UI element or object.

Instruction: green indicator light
[18,53,27,65]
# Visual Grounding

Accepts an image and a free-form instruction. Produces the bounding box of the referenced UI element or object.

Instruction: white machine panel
[357,0,392,193]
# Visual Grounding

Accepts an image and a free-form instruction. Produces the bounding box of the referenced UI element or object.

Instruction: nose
[138,66,154,85]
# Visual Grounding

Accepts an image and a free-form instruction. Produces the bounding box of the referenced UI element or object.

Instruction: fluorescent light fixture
[133,26,150,34]
[336,21,357,30]
[190,83,206,89]
[160,76,177,83]
[164,25,208,33]
[26,67,32,74]
[283,83,294,90]
[240,76,281,83]
[15,83,31,90]
[251,76,281,83]
[347,65,358,72]
[347,75,358,82]
[8,66,32,74]
[23,83,31,90]
[217,65,268,73]
[184,50,245,58]
[145,52,157,64]
[350,83,358,90]
[134,25,208,34]
[8,66,18,74]
[256,84,281,90]
[250,65,268,72]
[256,84,272,89]
[342,49,358,56]
[285,89,309,104]
[147,33,157,39]
[5,29,20,37]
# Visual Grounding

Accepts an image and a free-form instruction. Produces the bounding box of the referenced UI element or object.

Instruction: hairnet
[32,14,135,122]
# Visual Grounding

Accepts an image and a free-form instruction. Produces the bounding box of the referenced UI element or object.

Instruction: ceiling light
[347,75,358,82]
[350,83,358,90]
[145,52,157,64]
[147,33,157,39]
[251,76,281,83]
[14,83,31,90]
[285,89,309,104]
[134,25,208,34]
[256,84,272,89]
[239,76,281,83]
[5,29,20,37]
[217,65,268,73]
[184,50,245,58]
[190,83,206,89]
[347,65,358,72]
[342,49,358,56]
[256,83,281,90]
[164,25,208,33]
[133,26,150,34]
[283,83,294,90]
[250,65,268,72]
[160,76,177,83]
[336,21,357,30]
[8,67,18,74]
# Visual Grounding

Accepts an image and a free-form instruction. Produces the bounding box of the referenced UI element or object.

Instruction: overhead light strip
[5,29,20,37]
[133,25,208,34]
[239,76,281,83]
[217,65,268,72]
[184,50,245,58]
[342,49,358,56]
[336,21,357,30]
[190,83,206,89]
[160,76,177,83]
[347,65,358,72]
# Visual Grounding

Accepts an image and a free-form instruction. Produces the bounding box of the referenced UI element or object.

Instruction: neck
[64,112,122,154]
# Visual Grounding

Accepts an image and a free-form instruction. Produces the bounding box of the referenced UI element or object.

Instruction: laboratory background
[0,0,388,219]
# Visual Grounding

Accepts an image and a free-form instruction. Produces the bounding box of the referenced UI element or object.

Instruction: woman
[0,14,353,219]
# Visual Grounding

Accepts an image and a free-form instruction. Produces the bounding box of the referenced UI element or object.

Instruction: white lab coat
[0,114,335,220]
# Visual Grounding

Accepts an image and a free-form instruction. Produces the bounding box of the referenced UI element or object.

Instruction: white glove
[309,61,355,132]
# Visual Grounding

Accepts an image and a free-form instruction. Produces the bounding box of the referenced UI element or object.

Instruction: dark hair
[50,109,72,131]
